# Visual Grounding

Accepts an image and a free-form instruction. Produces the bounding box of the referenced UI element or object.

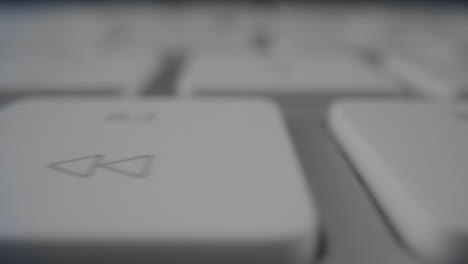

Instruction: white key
[179,54,401,96]
[0,52,159,96]
[337,8,402,50]
[383,34,468,99]
[32,9,113,51]
[0,8,112,58]
[102,8,184,53]
[176,8,253,50]
[268,9,347,54]
[0,99,319,264]
[330,100,468,263]
[0,8,159,96]
[384,53,468,99]
[109,7,253,54]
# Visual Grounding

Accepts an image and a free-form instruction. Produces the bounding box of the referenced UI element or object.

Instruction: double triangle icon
[99,155,154,178]
[48,155,154,178]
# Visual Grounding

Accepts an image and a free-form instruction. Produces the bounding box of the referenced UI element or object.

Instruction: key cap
[384,54,468,99]
[0,8,160,96]
[337,8,403,50]
[383,33,468,99]
[179,54,402,97]
[31,8,114,51]
[0,52,159,96]
[329,100,468,263]
[0,99,319,264]
[102,8,184,53]
[268,8,347,54]
[108,7,254,55]
[0,7,113,58]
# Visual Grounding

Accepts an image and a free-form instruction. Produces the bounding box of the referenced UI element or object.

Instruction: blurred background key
[179,53,404,97]
[383,31,468,99]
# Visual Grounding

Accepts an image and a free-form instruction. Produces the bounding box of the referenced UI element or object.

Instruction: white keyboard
[1,3,468,264]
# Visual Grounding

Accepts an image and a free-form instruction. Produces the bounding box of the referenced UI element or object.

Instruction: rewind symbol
[48,155,155,178]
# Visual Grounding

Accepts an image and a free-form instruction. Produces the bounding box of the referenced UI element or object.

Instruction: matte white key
[103,8,185,53]
[0,99,319,264]
[330,100,468,263]
[0,8,159,95]
[268,10,346,54]
[0,52,159,96]
[179,54,401,96]
[337,9,402,50]
[383,34,468,98]
[109,7,253,54]
[384,53,468,99]
[0,8,112,58]
[31,9,113,50]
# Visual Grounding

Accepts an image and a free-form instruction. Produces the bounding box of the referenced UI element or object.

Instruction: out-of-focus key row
[0,4,467,98]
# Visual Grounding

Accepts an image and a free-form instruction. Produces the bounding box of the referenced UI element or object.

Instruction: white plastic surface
[0,53,158,95]
[0,98,318,264]
[330,100,468,263]
[178,54,400,96]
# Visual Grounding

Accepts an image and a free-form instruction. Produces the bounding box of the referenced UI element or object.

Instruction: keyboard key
[0,7,113,58]
[179,54,402,97]
[103,8,190,53]
[0,52,159,96]
[384,54,468,99]
[0,99,319,264]
[107,7,254,55]
[337,8,403,50]
[383,33,468,98]
[330,100,468,263]
[0,8,160,96]
[268,8,348,54]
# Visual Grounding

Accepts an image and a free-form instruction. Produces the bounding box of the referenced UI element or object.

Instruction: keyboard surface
[1,2,467,263]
